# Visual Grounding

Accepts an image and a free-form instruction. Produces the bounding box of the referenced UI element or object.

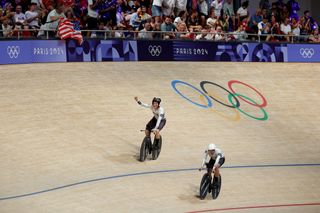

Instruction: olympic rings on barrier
[171,79,268,121]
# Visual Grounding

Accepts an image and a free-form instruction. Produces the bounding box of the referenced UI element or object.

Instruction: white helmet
[208,143,216,150]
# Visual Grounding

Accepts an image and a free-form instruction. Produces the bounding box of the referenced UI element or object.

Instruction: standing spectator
[151,0,162,23]
[211,0,223,18]
[162,0,174,17]
[236,1,249,23]
[25,2,41,29]
[161,15,176,39]
[175,0,187,14]
[259,0,270,10]
[40,4,65,37]
[287,0,299,21]
[280,17,292,42]
[198,0,208,26]
[87,0,99,37]
[280,4,289,21]
[13,5,26,25]
[223,0,235,31]
[99,0,117,26]
[274,0,285,12]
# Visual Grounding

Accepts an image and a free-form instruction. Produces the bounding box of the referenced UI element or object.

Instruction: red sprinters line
[187,202,320,213]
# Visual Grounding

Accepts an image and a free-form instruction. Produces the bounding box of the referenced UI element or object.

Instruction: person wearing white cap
[199,143,225,186]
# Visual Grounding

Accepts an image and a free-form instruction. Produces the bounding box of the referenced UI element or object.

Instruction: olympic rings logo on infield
[171,80,268,121]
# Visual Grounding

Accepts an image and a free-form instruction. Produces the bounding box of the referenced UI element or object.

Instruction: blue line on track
[1,163,319,201]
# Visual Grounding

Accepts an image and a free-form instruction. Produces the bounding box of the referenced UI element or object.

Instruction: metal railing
[0,29,312,43]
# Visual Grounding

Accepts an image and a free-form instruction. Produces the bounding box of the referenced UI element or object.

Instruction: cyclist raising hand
[134,96,166,147]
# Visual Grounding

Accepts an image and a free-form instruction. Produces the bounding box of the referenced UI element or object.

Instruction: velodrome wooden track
[0,62,319,213]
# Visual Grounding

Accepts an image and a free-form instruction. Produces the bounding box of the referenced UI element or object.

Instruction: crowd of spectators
[0,0,319,42]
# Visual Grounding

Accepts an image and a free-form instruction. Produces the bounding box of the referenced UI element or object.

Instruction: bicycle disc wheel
[212,175,222,199]
[139,138,148,162]
[152,136,162,160]
[199,174,211,200]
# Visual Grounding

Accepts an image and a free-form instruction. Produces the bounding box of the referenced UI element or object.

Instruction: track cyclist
[199,144,225,188]
[134,96,166,149]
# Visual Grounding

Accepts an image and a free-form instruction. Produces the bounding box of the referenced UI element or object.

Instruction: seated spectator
[153,22,162,39]
[309,28,320,43]
[195,27,214,40]
[138,22,153,39]
[175,22,191,39]
[174,10,187,26]
[216,12,229,32]
[25,2,41,29]
[258,17,270,41]
[161,15,176,39]
[280,17,292,42]
[214,25,224,41]
[206,9,218,28]
[291,17,301,41]
[232,24,247,41]
[187,10,201,32]
[129,6,151,30]
[269,16,282,42]
[249,8,263,34]
[1,18,13,37]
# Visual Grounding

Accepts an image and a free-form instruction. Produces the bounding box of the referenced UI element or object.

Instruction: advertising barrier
[0,39,319,64]
[66,39,138,62]
[0,40,66,64]
[287,44,319,62]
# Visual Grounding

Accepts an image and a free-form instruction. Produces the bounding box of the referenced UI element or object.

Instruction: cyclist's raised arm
[134,96,150,108]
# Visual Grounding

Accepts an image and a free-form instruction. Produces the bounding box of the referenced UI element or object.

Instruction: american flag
[58,18,83,45]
